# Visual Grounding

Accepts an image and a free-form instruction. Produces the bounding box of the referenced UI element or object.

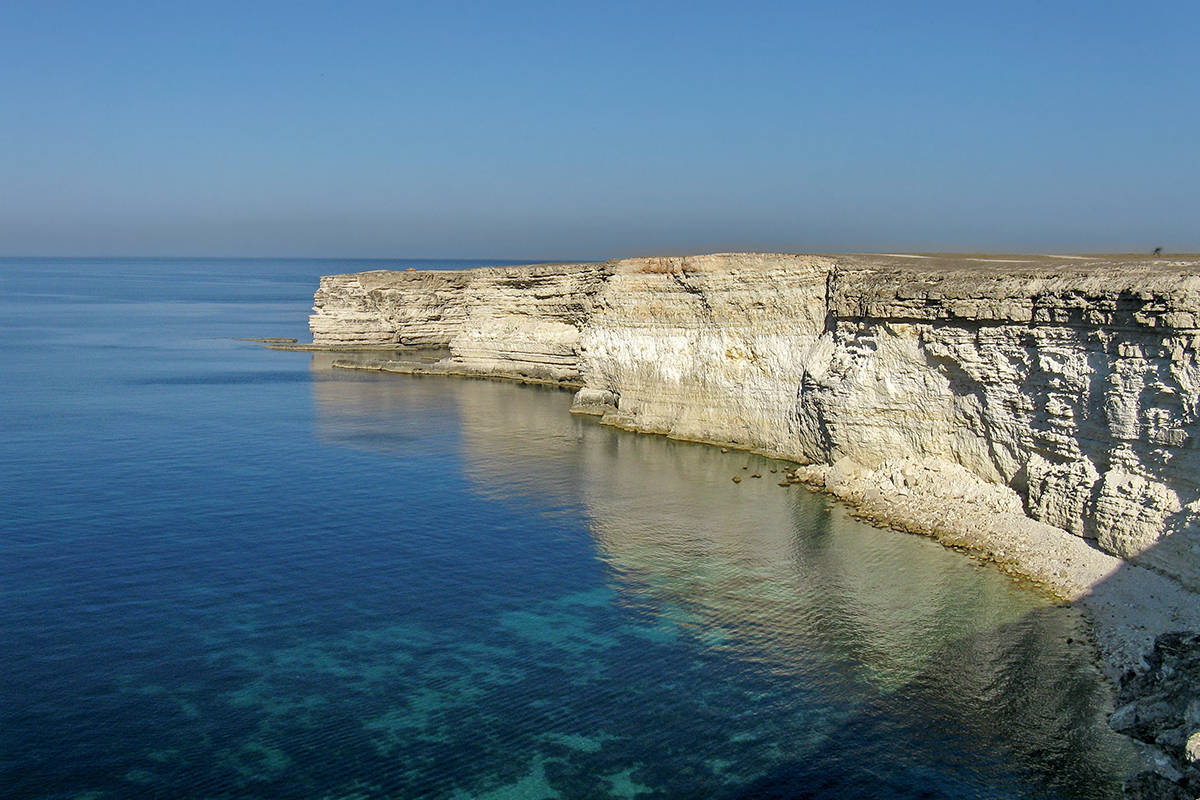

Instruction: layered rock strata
[310,253,1200,595]
[312,262,609,383]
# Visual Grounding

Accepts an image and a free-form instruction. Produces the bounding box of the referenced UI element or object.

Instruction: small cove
[0,258,1136,799]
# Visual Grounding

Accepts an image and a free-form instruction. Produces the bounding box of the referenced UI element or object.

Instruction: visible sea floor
[1,258,1137,799]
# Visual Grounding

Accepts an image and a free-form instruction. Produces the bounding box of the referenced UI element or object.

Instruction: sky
[1,0,1197,260]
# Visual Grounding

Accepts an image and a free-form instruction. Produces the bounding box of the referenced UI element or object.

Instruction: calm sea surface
[0,258,1136,799]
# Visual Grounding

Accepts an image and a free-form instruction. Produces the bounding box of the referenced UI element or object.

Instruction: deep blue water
[0,258,1136,799]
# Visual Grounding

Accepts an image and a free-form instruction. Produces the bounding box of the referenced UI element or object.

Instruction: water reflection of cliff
[309,351,476,457]
[311,358,1107,680]
[445,376,1041,679]
[311,365,1135,793]
[450,378,1137,794]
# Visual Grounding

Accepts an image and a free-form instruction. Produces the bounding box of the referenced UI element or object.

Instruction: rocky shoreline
[298,253,1200,797]
[762,457,1200,797]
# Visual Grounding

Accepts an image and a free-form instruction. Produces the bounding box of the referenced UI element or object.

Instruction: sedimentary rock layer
[310,253,1200,591]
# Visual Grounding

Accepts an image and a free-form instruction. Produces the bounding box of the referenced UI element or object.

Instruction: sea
[0,257,1138,799]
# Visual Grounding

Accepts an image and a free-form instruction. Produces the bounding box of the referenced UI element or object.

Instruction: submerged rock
[1123,770,1192,800]
[1113,632,1200,797]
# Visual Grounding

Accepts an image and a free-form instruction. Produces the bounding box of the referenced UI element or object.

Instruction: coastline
[780,458,1200,680]
[290,341,1200,680]
[579,405,1200,681]
[582,408,1200,793]
[297,252,1200,793]
[303,253,1200,598]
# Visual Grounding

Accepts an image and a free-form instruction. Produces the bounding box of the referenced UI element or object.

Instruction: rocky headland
[298,252,1200,793]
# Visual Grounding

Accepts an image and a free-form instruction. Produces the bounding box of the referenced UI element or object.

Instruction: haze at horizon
[2,1,1197,260]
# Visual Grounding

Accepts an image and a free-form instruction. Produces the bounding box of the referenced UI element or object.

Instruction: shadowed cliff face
[308,253,1200,589]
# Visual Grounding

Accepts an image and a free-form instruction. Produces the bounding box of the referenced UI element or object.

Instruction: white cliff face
[576,254,831,453]
[311,270,470,346]
[446,262,610,384]
[804,257,1200,581]
[309,253,1200,590]
[311,262,608,384]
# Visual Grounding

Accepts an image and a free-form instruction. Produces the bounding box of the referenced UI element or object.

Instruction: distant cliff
[310,253,1200,591]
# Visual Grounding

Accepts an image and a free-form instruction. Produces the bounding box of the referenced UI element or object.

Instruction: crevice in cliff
[669,271,714,318]
[823,268,839,335]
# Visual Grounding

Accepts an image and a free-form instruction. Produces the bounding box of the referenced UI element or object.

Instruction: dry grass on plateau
[635,257,702,275]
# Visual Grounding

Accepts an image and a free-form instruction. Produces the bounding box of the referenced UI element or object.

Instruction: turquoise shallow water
[0,258,1135,799]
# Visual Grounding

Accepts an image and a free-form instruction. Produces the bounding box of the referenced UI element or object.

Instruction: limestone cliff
[309,253,1200,590]
[312,262,609,383]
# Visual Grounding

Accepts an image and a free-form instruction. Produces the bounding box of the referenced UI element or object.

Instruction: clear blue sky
[2,1,1197,259]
